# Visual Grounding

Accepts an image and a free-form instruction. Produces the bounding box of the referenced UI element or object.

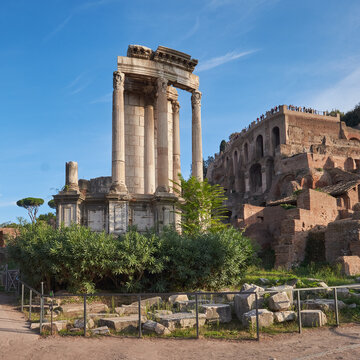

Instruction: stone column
[65,161,79,191]
[111,71,127,193]
[144,104,155,194]
[261,166,267,193]
[172,100,181,192]
[191,90,203,180]
[156,77,169,192]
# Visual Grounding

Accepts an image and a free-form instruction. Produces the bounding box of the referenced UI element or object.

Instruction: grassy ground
[240,264,358,288]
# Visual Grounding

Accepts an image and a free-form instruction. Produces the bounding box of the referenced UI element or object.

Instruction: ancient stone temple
[54,45,203,233]
[207,105,360,268]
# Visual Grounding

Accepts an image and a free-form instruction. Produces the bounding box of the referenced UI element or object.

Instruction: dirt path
[1,293,360,360]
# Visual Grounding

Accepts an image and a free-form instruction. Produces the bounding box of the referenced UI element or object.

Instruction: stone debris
[74,318,95,329]
[88,312,119,319]
[301,310,327,327]
[174,299,209,311]
[268,292,291,312]
[302,298,346,312]
[61,303,108,316]
[115,304,146,316]
[69,327,82,333]
[91,326,110,335]
[168,294,189,304]
[234,285,264,320]
[348,303,357,308]
[153,310,173,316]
[259,278,270,285]
[155,312,206,331]
[98,315,144,331]
[143,320,171,335]
[273,311,296,323]
[242,309,274,329]
[201,304,232,323]
[267,285,294,305]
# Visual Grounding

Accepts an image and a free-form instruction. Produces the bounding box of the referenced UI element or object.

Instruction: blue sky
[1,0,360,223]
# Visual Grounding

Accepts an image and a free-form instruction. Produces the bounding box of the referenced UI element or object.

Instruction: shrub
[8,223,255,293]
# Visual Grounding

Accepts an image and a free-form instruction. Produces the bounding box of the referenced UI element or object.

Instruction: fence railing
[0,264,19,292]
[16,280,360,340]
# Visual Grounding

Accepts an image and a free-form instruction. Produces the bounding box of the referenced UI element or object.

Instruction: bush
[8,223,255,293]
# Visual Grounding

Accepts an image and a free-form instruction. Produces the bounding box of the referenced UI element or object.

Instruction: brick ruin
[207,105,360,268]
[54,45,203,234]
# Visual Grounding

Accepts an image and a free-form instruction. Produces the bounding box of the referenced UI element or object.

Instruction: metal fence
[0,264,19,292]
[16,280,360,340]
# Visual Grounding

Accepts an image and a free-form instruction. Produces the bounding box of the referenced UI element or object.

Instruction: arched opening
[272,127,280,155]
[249,163,262,193]
[349,137,360,142]
[244,143,249,163]
[256,135,264,158]
[345,157,355,171]
[266,159,274,190]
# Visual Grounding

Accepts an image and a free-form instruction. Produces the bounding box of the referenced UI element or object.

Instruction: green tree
[343,103,360,128]
[219,139,226,153]
[48,199,56,209]
[173,175,228,235]
[203,155,214,178]
[38,212,56,228]
[16,198,44,223]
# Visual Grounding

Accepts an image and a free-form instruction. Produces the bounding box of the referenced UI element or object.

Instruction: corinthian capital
[156,77,168,96]
[172,100,180,113]
[191,90,202,108]
[113,71,125,91]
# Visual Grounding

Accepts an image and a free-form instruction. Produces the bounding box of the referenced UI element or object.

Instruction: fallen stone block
[156,312,206,331]
[301,310,327,327]
[74,318,95,329]
[153,310,173,316]
[201,304,232,323]
[348,303,357,309]
[302,299,346,312]
[274,311,296,323]
[91,326,110,335]
[98,315,144,331]
[143,320,171,335]
[88,313,119,319]
[131,296,162,308]
[61,303,108,316]
[234,287,264,320]
[242,309,274,329]
[267,285,294,305]
[268,292,291,311]
[174,299,209,311]
[115,304,146,316]
[168,294,189,304]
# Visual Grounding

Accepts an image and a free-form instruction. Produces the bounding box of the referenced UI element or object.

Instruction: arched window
[244,143,249,163]
[256,135,264,158]
[249,163,262,193]
[272,127,280,155]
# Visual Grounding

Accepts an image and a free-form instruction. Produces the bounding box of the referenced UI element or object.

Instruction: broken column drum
[54,45,203,234]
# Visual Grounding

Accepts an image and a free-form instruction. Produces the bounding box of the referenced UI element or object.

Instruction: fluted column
[172,100,181,192]
[191,90,203,180]
[110,71,127,193]
[144,104,155,194]
[156,77,169,192]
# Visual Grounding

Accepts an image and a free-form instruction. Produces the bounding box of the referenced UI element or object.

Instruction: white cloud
[0,201,16,208]
[310,67,360,112]
[181,17,200,41]
[43,0,118,42]
[90,92,112,104]
[196,50,257,72]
